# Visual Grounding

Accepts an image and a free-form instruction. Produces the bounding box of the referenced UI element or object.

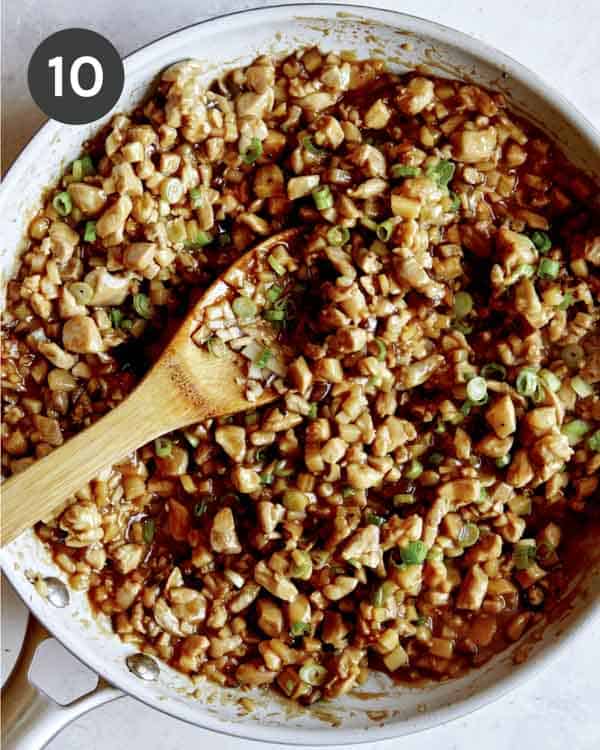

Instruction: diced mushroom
[62,315,103,353]
[85,268,130,306]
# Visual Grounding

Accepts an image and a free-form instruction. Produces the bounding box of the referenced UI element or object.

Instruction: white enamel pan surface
[1,5,599,748]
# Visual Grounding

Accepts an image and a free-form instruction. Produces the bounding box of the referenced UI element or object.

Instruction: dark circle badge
[28,28,124,125]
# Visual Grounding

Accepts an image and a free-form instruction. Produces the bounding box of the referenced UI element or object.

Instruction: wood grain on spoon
[0,229,299,546]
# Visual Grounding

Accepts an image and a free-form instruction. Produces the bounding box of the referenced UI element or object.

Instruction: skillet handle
[1,616,123,750]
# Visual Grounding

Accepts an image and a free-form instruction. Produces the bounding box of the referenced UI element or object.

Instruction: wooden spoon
[1,229,299,545]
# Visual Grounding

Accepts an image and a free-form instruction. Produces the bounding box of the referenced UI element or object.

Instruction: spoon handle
[0,361,192,546]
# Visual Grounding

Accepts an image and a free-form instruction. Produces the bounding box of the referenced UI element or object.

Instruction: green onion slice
[570,376,593,399]
[326,225,350,246]
[53,191,72,216]
[366,512,385,527]
[299,661,328,686]
[376,220,394,242]
[301,136,326,156]
[513,540,537,569]
[189,187,203,208]
[539,369,561,392]
[255,348,272,369]
[266,284,283,302]
[557,293,575,310]
[516,367,538,397]
[393,493,416,506]
[400,540,428,565]
[391,164,420,178]
[404,459,423,480]
[374,337,387,362]
[241,137,263,164]
[561,343,584,369]
[268,255,286,276]
[312,185,334,211]
[587,429,600,452]
[530,230,552,253]
[562,419,591,445]
[481,363,506,380]
[537,258,560,279]
[453,291,473,318]
[232,296,257,319]
[142,517,155,543]
[133,293,152,320]
[496,454,511,468]
[291,621,311,636]
[154,437,172,457]
[187,231,213,248]
[83,220,96,243]
[426,159,455,187]
[264,309,286,322]
[466,376,488,404]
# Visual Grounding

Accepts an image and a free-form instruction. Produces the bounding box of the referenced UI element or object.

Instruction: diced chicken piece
[254,164,284,198]
[456,564,488,610]
[85,268,130,306]
[524,407,557,438]
[287,356,313,394]
[507,449,535,488]
[236,89,274,118]
[452,126,497,163]
[232,466,261,493]
[254,561,298,602]
[496,228,537,275]
[215,425,246,462]
[397,77,434,115]
[486,395,516,438]
[364,98,391,129]
[394,255,445,303]
[123,242,156,271]
[341,525,381,568]
[67,183,107,214]
[38,341,77,369]
[437,479,481,508]
[399,354,444,389]
[351,143,386,178]
[210,508,242,554]
[345,463,382,489]
[287,174,320,200]
[156,445,189,476]
[96,195,132,240]
[113,543,145,574]
[49,221,79,263]
[62,315,103,353]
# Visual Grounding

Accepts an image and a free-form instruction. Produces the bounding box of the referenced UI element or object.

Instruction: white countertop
[2,1,599,748]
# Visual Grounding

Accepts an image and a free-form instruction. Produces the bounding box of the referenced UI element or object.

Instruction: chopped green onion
[481,363,506,381]
[132,293,152,320]
[404,459,423,480]
[274,459,294,477]
[291,621,311,636]
[241,137,263,164]
[268,255,286,276]
[312,185,334,211]
[513,540,537,570]
[537,258,560,279]
[454,322,473,335]
[232,296,257,319]
[393,493,416,506]
[266,285,283,302]
[428,452,444,466]
[587,429,600,452]
[561,419,591,445]
[532,383,546,404]
[530,230,552,253]
[477,486,489,504]
[360,217,378,232]
[71,159,84,180]
[460,400,473,416]
[260,472,273,485]
[299,661,328,686]
[255,348,272,368]
[426,159,455,187]
[561,343,584,369]
[194,500,208,517]
[301,136,326,156]
[80,154,95,177]
[326,225,350,246]
[187,231,213,248]
[496,454,511,468]
[218,231,231,247]
[516,368,538,397]
[342,486,356,498]
[53,191,72,216]
[189,187,203,208]
[539,369,561,392]
[110,308,123,328]
[307,403,318,420]
[366,512,385,527]
[449,191,461,211]
[69,282,94,305]
[570,376,593,398]
[557,293,575,310]
[453,291,473,318]
[514,264,535,280]
[458,522,480,547]
[376,220,394,242]
[206,337,227,357]
[391,164,420,178]
[154,437,172,457]
[83,220,96,243]
[466,376,488,404]
[400,540,428,565]
[142,517,155,543]
[264,309,286,322]
[374,338,387,362]
[120,319,133,331]
[245,411,258,426]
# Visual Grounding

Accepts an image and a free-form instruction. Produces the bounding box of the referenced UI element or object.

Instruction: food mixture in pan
[2,48,599,703]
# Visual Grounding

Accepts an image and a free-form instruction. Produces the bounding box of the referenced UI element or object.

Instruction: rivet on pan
[126,653,160,681]
[44,577,70,608]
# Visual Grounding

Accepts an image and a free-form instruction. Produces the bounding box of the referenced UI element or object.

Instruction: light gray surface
[2,1,599,749]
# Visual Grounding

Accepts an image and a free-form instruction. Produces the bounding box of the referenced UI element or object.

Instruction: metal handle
[1,617,123,750]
